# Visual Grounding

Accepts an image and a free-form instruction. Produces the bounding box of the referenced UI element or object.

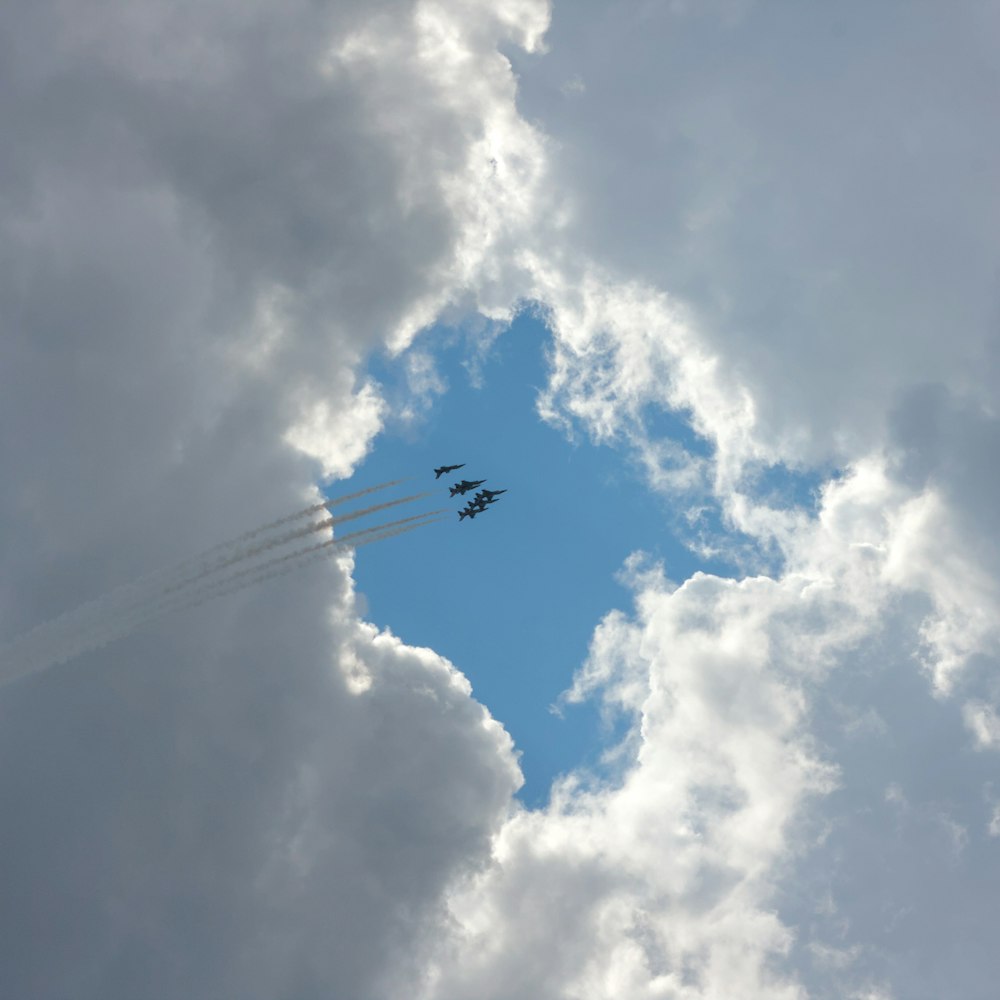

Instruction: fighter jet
[449,479,486,497]
[434,463,465,479]
[458,504,488,521]
[473,488,507,503]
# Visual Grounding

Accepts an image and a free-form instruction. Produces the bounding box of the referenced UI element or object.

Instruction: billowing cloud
[406,459,1000,998]
[422,557,840,1000]
[0,0,539,995]
[3,0,1000,998]
[511,0,1000,460]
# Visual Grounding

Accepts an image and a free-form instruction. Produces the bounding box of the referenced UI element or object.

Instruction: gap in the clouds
[750,461,829,515]
[342,310,735,807]
[637,402,714,460]
[547,372,832,579]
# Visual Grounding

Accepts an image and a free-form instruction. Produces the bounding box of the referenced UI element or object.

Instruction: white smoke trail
[94,497,437,664]
[0,483,434,689]
[165,512,446,615]
[158,491,429,596]
[204,517,445,600]
[142,510,444,621]
[0,481,415,680]
[0,510,442,688]
[69,511,444,655]
[152,478,408,585]
[198,477,409,553]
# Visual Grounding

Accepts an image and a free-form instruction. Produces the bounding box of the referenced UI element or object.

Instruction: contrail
[162,478,409,576]
[0,510,442,688]
[204,517,446,603]
[145,510,444,616]
[0,484,436,689]
[217,477,410,541]
[158,492,432,597]
[76,510,445,651]
[165,511,445,615]
[11,480,416,665]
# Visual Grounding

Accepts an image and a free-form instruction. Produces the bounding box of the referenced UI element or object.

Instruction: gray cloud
[0,1,532,996]
[4,1,1000,997]
[889,384,1000,565]
[511,0,1000,465]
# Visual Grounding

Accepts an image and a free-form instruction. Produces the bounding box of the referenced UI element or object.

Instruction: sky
[349,310,736,807]
[1,1,999,998]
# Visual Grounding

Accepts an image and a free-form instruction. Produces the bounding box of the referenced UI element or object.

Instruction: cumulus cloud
[417,453,1000,997]
[989,802,1000,839]
[0,0,540,996]
[965,702,1000,750]
[513,0,1000,457]
[3,0,1000,998]
[486,0,1000,725]
[399,2,1000,995]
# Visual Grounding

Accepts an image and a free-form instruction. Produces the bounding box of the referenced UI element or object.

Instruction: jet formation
[457,488,507,520]
[449,479,486,497]
[434,464,507,522]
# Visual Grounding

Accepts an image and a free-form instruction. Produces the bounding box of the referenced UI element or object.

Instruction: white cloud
[489,0,1000,694]
[419,555,863,999]
[418,444,1000,996]
[850,987,896,1000]
[559,74,585,97]
[4,1,1000,998]
[989,804,1000,839]
[413,2,1000,993]
[512,0,1000,465]
[284,378,387,479]
[964,701,1000,750]
[0,1,543,996]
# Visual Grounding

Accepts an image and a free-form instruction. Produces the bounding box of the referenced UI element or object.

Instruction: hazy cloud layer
[514,0,1000,460]
[478,3,1000,995]
[2,1,999,998]
[0,1,535,996]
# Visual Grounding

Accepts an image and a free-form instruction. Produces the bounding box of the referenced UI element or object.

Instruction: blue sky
[348,310,729,805]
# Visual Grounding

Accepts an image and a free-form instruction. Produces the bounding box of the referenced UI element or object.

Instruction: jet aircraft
[449,479,486,497]
[473,488,507,503]
[458,504,488,521]
[434,463,465,479]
